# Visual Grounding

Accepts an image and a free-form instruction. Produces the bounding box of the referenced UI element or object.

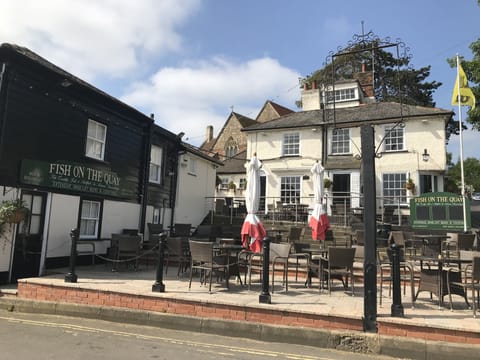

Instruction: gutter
[0,62,9,163]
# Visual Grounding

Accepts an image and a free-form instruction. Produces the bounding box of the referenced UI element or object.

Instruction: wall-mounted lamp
[422,148,430,162]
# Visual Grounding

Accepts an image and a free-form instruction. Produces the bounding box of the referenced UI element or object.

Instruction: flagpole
[456,54,468,232]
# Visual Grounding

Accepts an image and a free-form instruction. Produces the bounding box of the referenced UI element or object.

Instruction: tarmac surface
[1,264,480,360]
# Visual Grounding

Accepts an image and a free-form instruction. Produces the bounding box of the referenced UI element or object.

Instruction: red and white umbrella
[241,154,266,253]
[308,161,330,241]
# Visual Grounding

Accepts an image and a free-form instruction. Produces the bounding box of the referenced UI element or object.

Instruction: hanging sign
[20,159,137,199]
[409,192,470,230]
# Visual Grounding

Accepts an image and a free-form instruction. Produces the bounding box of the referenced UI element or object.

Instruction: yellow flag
[451,63,476,108]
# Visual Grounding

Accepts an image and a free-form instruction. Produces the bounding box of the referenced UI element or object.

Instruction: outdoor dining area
[89,220,480,320]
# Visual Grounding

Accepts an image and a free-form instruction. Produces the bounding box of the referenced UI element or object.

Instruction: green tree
[301,39,441,107]
[447,1,480,130]
[446,156,480,194]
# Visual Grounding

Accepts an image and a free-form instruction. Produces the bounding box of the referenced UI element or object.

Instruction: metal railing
[205,194,411,227]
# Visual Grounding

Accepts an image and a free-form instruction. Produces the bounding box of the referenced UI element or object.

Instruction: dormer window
[324,88,356,103]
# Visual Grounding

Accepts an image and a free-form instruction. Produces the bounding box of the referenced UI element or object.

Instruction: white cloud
[121,57,301,145]
[0,0,201,80]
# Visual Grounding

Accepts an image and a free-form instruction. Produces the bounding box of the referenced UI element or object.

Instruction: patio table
[213,243,245,288]
[413,254,469,308]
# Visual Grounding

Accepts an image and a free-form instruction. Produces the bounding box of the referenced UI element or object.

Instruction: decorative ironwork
[321,23,412,127]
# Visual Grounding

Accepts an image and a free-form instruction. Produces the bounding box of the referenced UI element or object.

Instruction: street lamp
[422,148,430,162]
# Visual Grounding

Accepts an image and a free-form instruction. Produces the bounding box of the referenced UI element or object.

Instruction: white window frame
[153,208,160,224]
[280,176,301,204]
[79,199,101,239]
[220,178,229,190]
[149,145,163,184]
[331,128,350,154]
[384,125,404,152]
[239,178,247,190]
[324,88,356,103]
[282,132,300,156]
[86,119,106,160]
[382,173,407,205]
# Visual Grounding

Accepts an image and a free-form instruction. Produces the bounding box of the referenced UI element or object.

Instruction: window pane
[86,120,106,160]
[383,173,407,204]
[29,215,41,234]
[384,126,404,151]
[332,129,350,154]
[283,133,300,156]
[280,176,301,203]
[80,200,100,238]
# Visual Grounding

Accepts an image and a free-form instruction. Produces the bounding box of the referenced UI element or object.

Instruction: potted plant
[405,178,415,191]
[228,181,236,192]
[0,199,29,224]
[0,199,30,239]
[323,178,333,189]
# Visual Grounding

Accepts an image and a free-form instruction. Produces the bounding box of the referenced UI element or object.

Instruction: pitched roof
[181,142,223,167]
[242,102,453,132]
[0,43,155,128]
[234,112,257,128]
[255,100,295,123]
[216,150,247,174]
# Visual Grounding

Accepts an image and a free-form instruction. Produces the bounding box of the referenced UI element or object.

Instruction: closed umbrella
[241,154,266,253]
[308,161,330,241]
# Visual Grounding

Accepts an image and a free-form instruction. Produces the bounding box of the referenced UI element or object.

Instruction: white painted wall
[246,113,447,210]
[174,152,217,228]
[45,193,79,258]
[101,200,140,238]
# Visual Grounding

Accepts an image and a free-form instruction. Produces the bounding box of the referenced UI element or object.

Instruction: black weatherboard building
[0,43,180,283]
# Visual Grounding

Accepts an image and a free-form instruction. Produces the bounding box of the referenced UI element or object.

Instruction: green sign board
[409,192,470,230]
[20,159,137,200]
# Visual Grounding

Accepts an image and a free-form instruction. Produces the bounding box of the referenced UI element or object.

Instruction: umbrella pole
[259,237,271,304]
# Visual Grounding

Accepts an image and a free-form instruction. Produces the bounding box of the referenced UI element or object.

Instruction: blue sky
[1,0,478,161]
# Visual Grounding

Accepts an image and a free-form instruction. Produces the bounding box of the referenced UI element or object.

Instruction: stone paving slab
[9,264,480,336]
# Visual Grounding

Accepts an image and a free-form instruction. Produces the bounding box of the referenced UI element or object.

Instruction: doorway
[10,191,47,282]
[332,173,351,207]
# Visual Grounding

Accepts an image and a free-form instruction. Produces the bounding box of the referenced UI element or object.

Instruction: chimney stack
[206,125,213,143]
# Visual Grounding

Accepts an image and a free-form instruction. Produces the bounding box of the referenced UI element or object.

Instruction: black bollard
[259,237,271,304]
[152,232,167,292]
[65,228,79,283]
[389,243,404,317]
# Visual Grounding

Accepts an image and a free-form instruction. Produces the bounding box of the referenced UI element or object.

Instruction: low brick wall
[18,282,363,331]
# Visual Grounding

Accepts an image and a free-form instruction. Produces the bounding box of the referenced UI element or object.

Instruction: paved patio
[4,262,480,347]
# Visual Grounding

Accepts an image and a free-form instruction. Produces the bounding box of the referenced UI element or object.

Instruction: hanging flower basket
[7,209,26,224]
[0,199,29,224]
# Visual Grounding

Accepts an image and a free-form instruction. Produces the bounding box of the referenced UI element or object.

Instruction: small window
[79,199,101,239]
[331,128,350,154]
[239,178,247,189]
[384,126,404,152]
[86,119,106,160]
[153,208,160,224]
[220,178,229,190]
[280,176,301,204]
[324,88,356,103]
[149,145,163,184]
[383,173,407,205]
[225,137,238,159]
[282,132,300,156]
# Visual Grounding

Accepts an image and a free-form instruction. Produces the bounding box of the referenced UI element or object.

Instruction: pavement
[1,264,480,360]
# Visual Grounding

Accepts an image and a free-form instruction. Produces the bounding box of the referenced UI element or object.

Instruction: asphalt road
[0,312,396,360]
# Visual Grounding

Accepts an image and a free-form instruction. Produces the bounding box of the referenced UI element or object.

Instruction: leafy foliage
[446,156,480,194]
[301,40,441,107]
[447,40,480,130]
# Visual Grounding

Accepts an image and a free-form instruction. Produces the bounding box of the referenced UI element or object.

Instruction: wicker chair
[188,240,228,293]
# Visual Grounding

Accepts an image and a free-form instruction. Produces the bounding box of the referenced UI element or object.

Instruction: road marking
[0,315,330,360]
